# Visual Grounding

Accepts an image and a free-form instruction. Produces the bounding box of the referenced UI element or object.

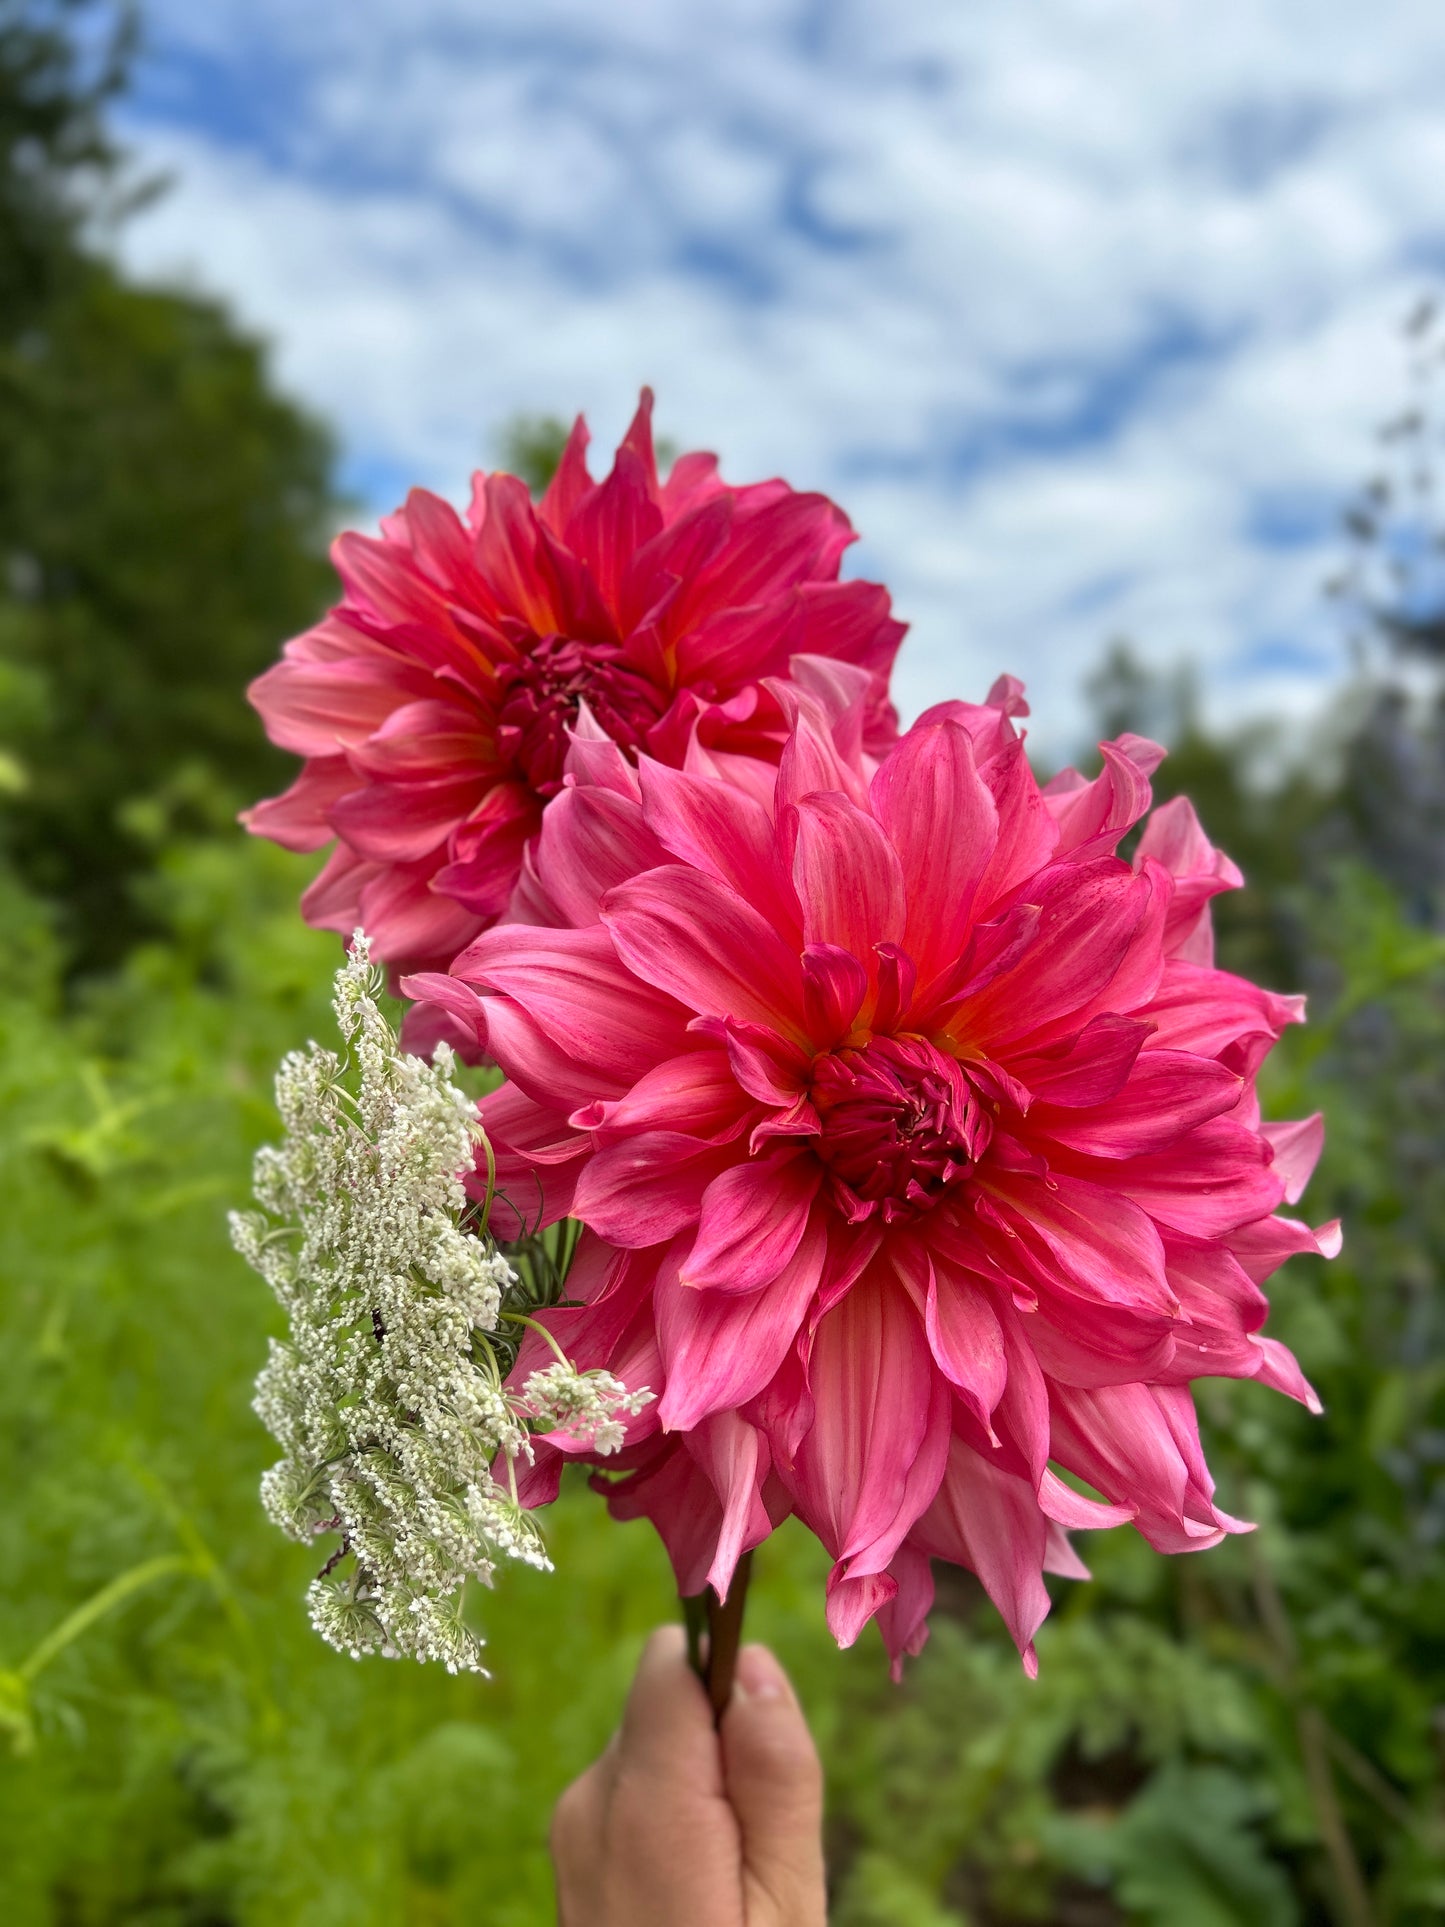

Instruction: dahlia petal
[672,491,855,632]
[636,755,800,934]
[1108,1118,1284,1237]
[620,385,661,489]
[528,782,668,927]
[1143,960,1305,1076]
[685,1410,776,1600]
[471,472,556,631]
[242,756,357,853]
[656,1213,827,1429]
[514,1447,564,1509]
[629,499,733,634]
[783,1273,941,1568]
[961,862,1158,1054]
[792,578,906,688]
[334,527,449,627]
[535,411,593,532]
[1043,1523,1092,1580]
[745,1334,817,1468]
[480,1082,589,1167]
[658,446,724,515]
[299,843,370,933]
[564,701,643,798]
[1048,1382,1249,1554]
[1163,1230,1269,1330]
[824,1567,898,1649]
[1037,1465,1134,1530]
[1036,1051,1244,1157]
[792,791,907,962]
[332,772,488,864]
[973,739,1060,920]
[1137,794,1243,964]
[455,924,689,1079]
[682,1154,823,1293]
[247,653,430,757]
[1262,1114,1325,1205]
[355,861,481,971]
[347,698,489,780]
[601,1437,726,1598]
[801,943,870,1042]
[397,972,490,1061]
[875,1544,934,1680]
[397,997,487,1064]
[913,1440,1052,1671]
[435,783,540,916]
[565,443,664,616]
[603,866,806,1034]
[926,1262,1007,1429]
[1249,1334,1324,1414]
[1010,1013,1149,1108]
[871,718,999,981]
[893,1243,1007,1436]
[786,649,874,724]
[983,1171,1176,1317]
[572,1050,749,1144]
[673,603,792,687]
[478,996,628,1106]
[834,1373,954,1603]
[1154,1235,1269,1379]
[1045,735,1164,860]
[773,684,872,812]
[1227,1212,1342,1283]
[573,1133,737,1247]
[1024,1297,1180,1390]
[399,486,487,593]
[692,1015,809,1106]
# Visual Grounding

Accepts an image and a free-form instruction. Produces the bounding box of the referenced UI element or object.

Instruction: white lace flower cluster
[230,934,651,1676]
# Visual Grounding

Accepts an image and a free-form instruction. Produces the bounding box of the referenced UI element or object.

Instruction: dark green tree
[0,0,340,972]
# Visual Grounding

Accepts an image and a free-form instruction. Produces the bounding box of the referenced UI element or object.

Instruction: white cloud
[113,0,1445,756]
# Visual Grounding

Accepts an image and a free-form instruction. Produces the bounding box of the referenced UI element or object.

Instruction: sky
[112,0,1445,757]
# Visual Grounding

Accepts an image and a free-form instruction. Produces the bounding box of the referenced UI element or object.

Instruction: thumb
[721,1644,827,1926]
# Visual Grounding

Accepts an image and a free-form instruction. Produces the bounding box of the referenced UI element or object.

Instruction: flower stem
[681,1550,753,1726]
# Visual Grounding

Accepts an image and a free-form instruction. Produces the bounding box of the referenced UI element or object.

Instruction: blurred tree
[0,0,339,974]
[496,412,571,497]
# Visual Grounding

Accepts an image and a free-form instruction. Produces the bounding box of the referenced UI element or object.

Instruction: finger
[722,1644,827,1926]
[615,1624,724,1796]
[549,1760,609,1926]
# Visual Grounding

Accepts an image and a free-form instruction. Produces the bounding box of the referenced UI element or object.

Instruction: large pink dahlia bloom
[406,680,1338,1675]
[244,392,904,973]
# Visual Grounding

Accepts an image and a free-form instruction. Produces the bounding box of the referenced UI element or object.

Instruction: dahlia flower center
[810,1034,993,1223]
[495,634,667,796]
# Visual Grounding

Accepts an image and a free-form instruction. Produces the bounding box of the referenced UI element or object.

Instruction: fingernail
[734,1644,791,1703]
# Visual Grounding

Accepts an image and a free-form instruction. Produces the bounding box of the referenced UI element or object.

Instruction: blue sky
[114,0,1445,754]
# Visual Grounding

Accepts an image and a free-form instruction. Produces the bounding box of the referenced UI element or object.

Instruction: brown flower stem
[681,1550,754,1726]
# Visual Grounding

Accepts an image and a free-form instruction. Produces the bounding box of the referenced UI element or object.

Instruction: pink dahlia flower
[406,679,1338,1675]
[244,392,904,973]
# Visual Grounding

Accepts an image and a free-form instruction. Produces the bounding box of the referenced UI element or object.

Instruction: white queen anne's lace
[230,934,651,1675]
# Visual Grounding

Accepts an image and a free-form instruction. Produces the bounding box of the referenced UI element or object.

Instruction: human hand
[550,1626,827,1925]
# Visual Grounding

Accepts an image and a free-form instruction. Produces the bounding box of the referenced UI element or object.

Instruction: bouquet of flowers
[233,391,1338,1703]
